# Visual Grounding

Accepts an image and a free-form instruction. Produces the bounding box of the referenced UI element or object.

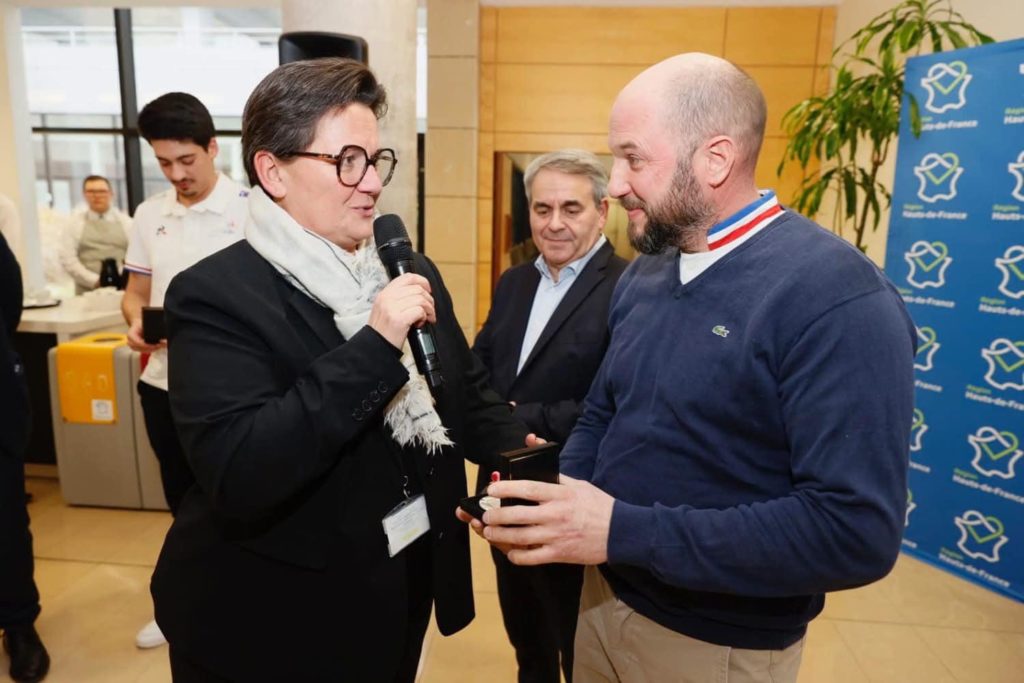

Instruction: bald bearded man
[468,53,916,683]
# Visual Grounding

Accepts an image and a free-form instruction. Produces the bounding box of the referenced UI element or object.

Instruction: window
[23,9,123,211]
[132,8,279,133]
[22,8,281,214]
[33,131,127,214]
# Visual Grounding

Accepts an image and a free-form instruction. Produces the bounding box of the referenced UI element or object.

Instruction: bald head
[617,53,767,173]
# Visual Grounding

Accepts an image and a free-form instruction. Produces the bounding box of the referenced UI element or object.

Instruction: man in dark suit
[0,228,50,683]
[473,150,627,683]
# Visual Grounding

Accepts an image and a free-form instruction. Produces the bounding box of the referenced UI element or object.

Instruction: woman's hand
[368,273,436,350]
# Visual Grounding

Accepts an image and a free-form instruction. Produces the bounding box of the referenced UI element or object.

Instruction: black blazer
[0,232,29,461]
[472,241,627,491]
[152,241,526,682]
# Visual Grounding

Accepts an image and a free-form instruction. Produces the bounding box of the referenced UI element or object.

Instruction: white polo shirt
[124,173,250,390]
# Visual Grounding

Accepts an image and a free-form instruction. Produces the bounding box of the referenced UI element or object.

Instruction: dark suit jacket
[0,232,29,461]
[152,241,526,682]
[472,241,627,492]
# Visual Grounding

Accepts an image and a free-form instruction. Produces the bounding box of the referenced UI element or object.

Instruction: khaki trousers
[574,566,804,683]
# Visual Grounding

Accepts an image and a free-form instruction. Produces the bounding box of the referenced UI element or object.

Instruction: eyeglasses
[286,145,397,187]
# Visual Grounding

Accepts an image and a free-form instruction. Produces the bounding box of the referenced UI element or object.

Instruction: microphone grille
[373,214,409,245]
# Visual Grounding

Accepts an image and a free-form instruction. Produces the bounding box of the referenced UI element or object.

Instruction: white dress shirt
[517,235,607,374]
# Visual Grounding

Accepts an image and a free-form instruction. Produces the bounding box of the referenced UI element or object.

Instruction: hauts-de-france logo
[995,245,1024,300]
[905,240,953,289]
[915,326,941,371]
[921,60,972,113]
[1009,151,1024,202]
[968,426,1023,480]
[905,489,916,527]
[910,408,928,453]
[981,338,1024,391]
[954,509,1009,563]
[914,153,964,203]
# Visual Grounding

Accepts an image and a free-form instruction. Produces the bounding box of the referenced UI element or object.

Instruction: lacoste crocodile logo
[712,325,730,338]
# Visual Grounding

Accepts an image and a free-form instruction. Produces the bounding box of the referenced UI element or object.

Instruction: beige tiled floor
[5,474,1024,683]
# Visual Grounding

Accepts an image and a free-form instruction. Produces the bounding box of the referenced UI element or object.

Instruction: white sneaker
[135,619,167,649]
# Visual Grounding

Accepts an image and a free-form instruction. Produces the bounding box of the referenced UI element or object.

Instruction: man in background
[122,92,249,649]
[0,230,50,683]
[60,175,132,293]
[474,53,916,683]
[472,149,627,683]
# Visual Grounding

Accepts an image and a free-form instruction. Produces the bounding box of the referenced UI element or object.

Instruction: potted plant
[778,0,992,252]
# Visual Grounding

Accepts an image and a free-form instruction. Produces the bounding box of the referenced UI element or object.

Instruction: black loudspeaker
[278,31,369,65]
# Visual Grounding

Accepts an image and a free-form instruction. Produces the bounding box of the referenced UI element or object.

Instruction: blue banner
[885,39,1024,602]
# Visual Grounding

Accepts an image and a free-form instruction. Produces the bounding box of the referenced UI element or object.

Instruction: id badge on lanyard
[382,474,430,558]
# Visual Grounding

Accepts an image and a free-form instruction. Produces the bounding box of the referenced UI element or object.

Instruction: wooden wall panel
[480,6,497,63]
[479,63,496,131]
[494,64,641,134]
[476,5,836,326]
[477,132,495,199]
[757,137,806,207]
[492,132,610,155]
[495,7,727,65]
[724,7,822,65]
[742,66,817,138]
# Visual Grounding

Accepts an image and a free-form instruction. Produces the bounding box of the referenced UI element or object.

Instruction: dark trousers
[168,537,433,683]
[137,381,194,515]
[169,649,231,683]
[493,547,584,683]
[393,535,433,683]
[0,452,40,629]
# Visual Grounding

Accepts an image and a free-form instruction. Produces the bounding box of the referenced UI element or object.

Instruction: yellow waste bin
[47,332,168,510]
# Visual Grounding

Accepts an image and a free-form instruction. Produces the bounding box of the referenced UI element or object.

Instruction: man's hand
[126,318,164,353]
[455,506,518,555]
[480,474,614,566]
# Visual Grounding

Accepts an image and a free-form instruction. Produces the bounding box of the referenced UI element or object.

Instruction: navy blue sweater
[560,211,916,649]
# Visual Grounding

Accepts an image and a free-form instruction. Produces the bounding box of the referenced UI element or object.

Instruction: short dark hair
[242,58,388,190]
[137,92,216,149]
[82,175,111,191]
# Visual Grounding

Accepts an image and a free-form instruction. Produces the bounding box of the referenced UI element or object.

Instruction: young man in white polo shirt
[122,92,249,649]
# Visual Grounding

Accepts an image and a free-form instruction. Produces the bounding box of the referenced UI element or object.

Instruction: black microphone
[374,214,444,391]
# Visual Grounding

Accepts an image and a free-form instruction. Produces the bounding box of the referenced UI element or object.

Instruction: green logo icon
[969,426,1023,479]
[910,408,928,452]
[923,153,961,185]
[966,515,1005,544]
[914,242,949,272]
[955,509,1009,563]
[930,60,969,95]
[922,61,972,114]
[905,240,953,289]
[982,431,1019,460]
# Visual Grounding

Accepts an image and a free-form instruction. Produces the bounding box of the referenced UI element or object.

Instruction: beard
[623,162,716,255]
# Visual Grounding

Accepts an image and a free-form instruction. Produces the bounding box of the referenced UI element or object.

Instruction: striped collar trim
[707,191,783,251]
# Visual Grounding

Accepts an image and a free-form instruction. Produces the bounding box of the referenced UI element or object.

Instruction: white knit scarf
[244,187,453,453]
